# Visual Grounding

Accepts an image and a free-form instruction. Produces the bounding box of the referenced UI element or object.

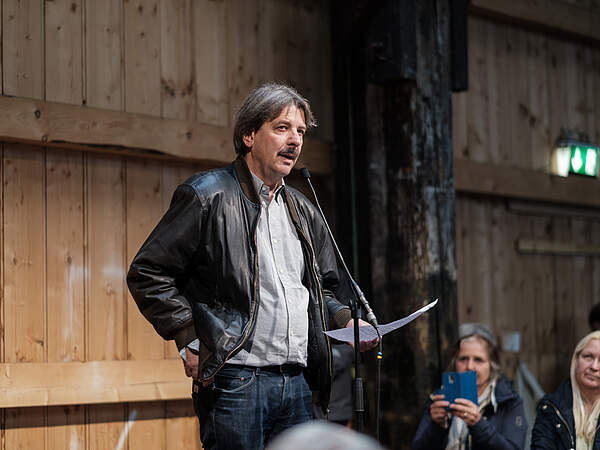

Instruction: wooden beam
[0,95,332,174]
[454,158,600,208]
[0,360,191,408]
[470,0,600,43]
[517,238,600,256]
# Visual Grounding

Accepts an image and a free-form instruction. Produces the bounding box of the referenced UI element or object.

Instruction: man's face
[243,105,306,187]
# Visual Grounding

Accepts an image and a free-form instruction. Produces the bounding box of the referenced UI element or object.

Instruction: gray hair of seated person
[266,421,386,450]
[449,322,501,380]
[233,83,317,156]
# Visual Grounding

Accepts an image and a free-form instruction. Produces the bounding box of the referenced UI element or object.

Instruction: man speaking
[127,83,376,450]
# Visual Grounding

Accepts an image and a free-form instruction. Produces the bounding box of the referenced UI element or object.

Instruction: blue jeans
[192,365,313,450]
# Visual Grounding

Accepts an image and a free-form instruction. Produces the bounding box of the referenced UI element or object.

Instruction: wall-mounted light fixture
[551,128,599,178]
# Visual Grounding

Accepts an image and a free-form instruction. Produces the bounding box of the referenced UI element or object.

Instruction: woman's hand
[429,394,450,428]
[450,398,481,426]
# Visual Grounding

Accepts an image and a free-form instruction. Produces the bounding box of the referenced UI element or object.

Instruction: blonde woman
[531,331,600,449]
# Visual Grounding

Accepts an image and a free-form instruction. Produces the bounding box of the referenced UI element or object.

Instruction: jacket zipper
[205,206,261,380]
[545,400,575,448]
[295,224,333,385]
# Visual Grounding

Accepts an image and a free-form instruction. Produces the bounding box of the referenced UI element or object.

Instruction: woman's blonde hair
[570,331,600,444]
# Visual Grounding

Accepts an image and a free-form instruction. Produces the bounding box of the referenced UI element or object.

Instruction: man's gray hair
[233,83,317,155]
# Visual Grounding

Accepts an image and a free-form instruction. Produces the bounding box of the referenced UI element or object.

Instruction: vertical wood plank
[3,146,46,363]
[124,0,161,115]
[86,153,127,450]
[3,144,46,450]
[165,400,201,450]
[126,159,165,361]
[227,0,259,119]
[47,405,85,450]
[45,0,83,104]
[85,0,123,110]
[193,0,229,126]
[546,38,568,148]
[160,0,194,120]
[455,197,469,323]
[258,0,290,85]
[465,17,489,163]
[87,404,126,450]
[531,215,558,391]
[508,27,532,169]
[4,407,46,450]
[572,218,593,339]
[484,20,501,164]
[553,217,574,378]
[46,150,85,363]
[459,197,493,324]
[128,402,167,450]
[2,0,44,98]
[46,150,86,450]
[528,34,551,171]
[452,91,469,158]
[565,41,587,134]
[0,143,4,450]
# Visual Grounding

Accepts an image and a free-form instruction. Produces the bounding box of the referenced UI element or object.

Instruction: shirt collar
[249,171,285,202]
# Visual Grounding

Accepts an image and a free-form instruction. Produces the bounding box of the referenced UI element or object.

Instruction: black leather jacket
[127,157,351,411]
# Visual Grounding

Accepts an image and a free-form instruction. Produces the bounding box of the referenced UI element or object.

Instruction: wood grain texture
[126,159,166,361]
[160,0,194,120]
[3,143,46,450]
[124,0,161,115]
[227,0,259,120]
[46,150,85,363]
[193,0,229,126]
[2,0,43,98]
[45,0,83,105]
[85,0,123,110]
[0,96,331,173]
[470,0,600,43]
[85,153,128,450]
[3,145,46,364]
[0,359,190,407]
[454,158,600,208]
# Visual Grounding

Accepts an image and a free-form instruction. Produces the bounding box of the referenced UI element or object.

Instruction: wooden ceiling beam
[470,0,600,43]
[454,158,600,208]
[0,95,332,174]
[0,360,190,408]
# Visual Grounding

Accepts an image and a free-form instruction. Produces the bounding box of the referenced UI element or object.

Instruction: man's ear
[242,132,255,149]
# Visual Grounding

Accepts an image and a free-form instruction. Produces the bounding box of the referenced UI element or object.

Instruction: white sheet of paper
[323,298,438,343]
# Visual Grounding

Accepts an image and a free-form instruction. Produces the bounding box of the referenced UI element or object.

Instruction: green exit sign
[553,144,599,177]
[569,145,598,176]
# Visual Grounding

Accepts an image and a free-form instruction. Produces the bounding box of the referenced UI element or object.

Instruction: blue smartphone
[441,371,478,407]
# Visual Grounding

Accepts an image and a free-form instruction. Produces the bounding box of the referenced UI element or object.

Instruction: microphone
[300,168,379,329]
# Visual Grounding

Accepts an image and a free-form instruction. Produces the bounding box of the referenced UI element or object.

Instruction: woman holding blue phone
[412,323,527,450]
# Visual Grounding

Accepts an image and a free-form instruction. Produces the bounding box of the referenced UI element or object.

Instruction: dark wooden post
[332,1,459,447]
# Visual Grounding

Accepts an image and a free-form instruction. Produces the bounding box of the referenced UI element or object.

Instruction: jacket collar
[233,156,261,204]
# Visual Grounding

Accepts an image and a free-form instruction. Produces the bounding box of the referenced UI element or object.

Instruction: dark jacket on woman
[531,379,600,449]
[412,376,527,450]
[126,157,351,413]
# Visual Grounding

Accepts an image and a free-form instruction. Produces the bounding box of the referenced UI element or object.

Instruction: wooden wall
[454,11,600,392]
[0,0,334,449]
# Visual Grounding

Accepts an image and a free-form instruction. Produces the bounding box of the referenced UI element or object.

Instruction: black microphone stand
[300,168,380,435]
[350,297,365,432]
